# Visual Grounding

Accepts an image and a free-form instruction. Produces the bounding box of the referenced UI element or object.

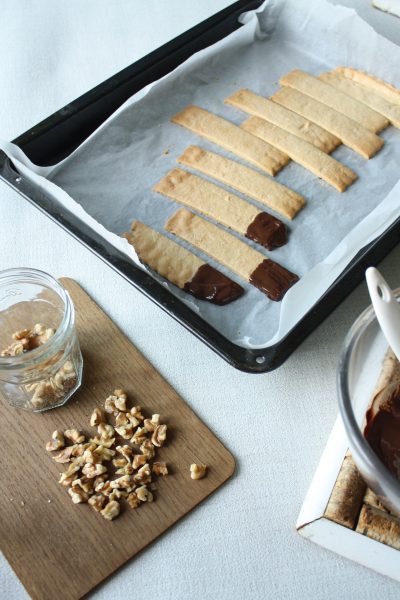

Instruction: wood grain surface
[0,278,235,600]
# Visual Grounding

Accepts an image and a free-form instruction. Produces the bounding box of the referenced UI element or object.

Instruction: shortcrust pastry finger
[271,87,384,159]
[154,168,287,250]
[123,221,244,305]
[242,117,357,192]
[225,88,340,153]
[334,67,400,107]
[178,146,305,220]
[320,71,400,128]
[280,69,388,133]
[171,105,289,175]
[165,208,298,301]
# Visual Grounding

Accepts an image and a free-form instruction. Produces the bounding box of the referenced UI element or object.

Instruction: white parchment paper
[3,0,400,348]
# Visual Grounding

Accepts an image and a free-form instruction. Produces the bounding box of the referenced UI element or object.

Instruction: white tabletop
[1,2,400,599]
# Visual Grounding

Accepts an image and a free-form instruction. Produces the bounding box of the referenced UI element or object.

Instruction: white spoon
[365,266,400,363]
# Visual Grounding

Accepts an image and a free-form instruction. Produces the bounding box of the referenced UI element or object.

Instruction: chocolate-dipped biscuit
[154,168,288,251]
[123,221,243,306]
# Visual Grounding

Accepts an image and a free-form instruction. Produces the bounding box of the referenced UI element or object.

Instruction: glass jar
[0,268,83,411]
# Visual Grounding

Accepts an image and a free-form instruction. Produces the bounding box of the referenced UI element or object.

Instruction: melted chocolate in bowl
[364,384,400,480]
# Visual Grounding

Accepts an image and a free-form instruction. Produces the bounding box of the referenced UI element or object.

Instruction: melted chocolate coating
[364,386,400,479]
[249,259,299,301]
[184,264,244,305]
[246,212,287,250]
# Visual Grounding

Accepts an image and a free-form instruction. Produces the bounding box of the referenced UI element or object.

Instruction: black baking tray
[1,0,400,373]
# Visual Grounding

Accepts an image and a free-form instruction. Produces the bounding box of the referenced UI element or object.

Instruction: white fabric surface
[0,2,399,599]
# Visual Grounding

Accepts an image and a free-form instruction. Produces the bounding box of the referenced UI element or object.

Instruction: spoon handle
[366,267,400,363]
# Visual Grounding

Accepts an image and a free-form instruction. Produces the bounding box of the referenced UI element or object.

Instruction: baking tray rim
[2,0,400,373]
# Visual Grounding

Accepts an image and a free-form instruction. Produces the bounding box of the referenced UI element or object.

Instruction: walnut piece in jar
[0,320,80,411]
[1,323,56,357]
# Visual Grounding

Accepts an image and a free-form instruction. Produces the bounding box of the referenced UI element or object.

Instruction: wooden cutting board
[0,278,235,600]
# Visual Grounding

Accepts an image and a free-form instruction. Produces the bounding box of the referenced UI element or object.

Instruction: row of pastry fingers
[124,68,400,305]
[172,68,400,191]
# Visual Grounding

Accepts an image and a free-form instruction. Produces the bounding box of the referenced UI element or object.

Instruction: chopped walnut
[152,462,168,476]
[3,321,78,410]
[115,423,134,439]
[89,435,115,448]
[136,485,153,503]
[113,389,127,412]
[143,414,160,433]
[126,414,140,427]
[82,463,107,478]
[93,474,107,489]
[151,425,167,448]
[110,475,133,490]
[45,430,65,452]
[98,423,115,439]
[63,461,82,478]
[101,500,120,521]
[127,491,140,509]
[83,449,97,464]
[140,439,155,460]
[130,406,144,421]
[32,323,56,346]
[96,480,113,496]
[68,486,89,504]
[88,494,107,512]
[132,454,147,470]
[134,464,151,485]
[52,446,74,463]
[115,465,134,476]
[58,473,75,487]
[90,407,105,427]
[64,429,85,444]
[72,477,94,494]
[93,445,115,462]
[131,427,148,446]
[31,382,57,408]
[1,323,55,357]
[46,389,173,522]
[113,457,128,469]
[104,395,118,415]
[12,328,31,340]
[115,411,129,426]
[109,489,128,502]
[71,443,87,457]
[190,463,207,480]
[116,445,133,461]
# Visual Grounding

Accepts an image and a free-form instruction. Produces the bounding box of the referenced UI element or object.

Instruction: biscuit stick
[165,208,299,301]
[225,88,340,153]
[271,87,384,159]
[280,69,388,133]
[242,117,357,192]
[154,168,287,250]
[334,67,400,107]
[320,71,400,128]
[123,221,244,304]
[178,146,305,220]
[171,105,289,175]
